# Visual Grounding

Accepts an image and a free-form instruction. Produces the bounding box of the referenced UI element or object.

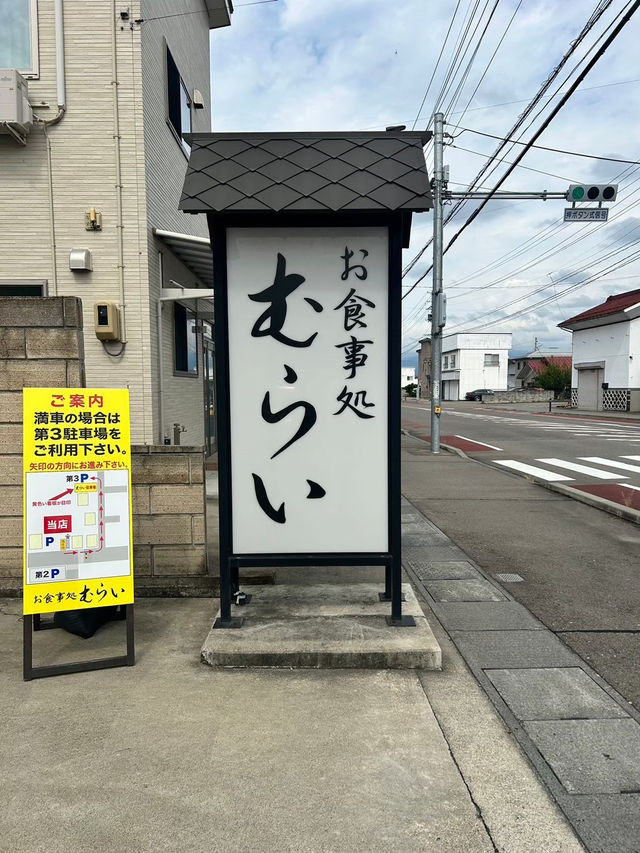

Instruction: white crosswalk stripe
[535,458,625,479]
[493,460,574,481]
[579,457,640,474]
[438,409,640,438]
[492,454,640,483]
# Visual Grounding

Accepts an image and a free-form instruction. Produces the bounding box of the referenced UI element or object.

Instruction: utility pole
[430,112,445,453]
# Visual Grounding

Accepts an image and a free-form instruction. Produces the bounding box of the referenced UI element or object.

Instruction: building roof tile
[179,131,432,215]
[559,288,640,327]
[527,356,572,375]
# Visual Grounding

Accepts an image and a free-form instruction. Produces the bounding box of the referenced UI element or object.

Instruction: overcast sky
[209,0,640,363]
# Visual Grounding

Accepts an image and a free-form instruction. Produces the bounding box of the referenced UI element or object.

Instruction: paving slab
[567,793,640,853]
[403,530,451,546]
[201,583,441,670]
[409,560,481,581]
[426,578,507,602]
[486,667,630,721]
[404,544,469,563]
[434,601,545,631]
[523,719,640,794]
[418,629,585,853]
[450,630,577,668]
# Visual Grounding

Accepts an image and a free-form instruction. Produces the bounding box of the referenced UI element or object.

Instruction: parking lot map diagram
[22,388,134,615]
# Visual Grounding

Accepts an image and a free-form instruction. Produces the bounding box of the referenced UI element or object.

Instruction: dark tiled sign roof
[559,288,640,328]
[179,132,432,214]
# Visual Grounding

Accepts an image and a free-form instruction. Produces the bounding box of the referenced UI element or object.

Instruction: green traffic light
[571,186,585,200]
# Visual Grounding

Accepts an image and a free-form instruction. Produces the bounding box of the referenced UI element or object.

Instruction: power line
[457,248,640,332]
[401,0,617,281]
[449,142,580,182]
[437,0,503,123]
[404,172,640,335]
[402,0,640,302]
[411,0,465,131]
[136,0,277,22]
[427,163,639,290]
[452,125,640,164]
[402,247,640,353]
[401,163,640,349]
[444,174,640,297]
[366,77,640,131]
[441,0,523,128]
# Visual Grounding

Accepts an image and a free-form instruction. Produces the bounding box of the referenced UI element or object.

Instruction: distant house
[401,367,416,388]
[508,349,571,388]
[416,337,432,398]
[441,332,511,400]
[516,355,572,388]
[558,288,640,411]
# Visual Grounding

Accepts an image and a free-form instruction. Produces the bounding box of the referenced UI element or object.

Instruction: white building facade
[440,332,511,400]
[559,289,640,411]
[401,367,416,387]
[0,0,232,450]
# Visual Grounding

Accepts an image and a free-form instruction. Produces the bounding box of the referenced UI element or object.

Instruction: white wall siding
[141,0,213,444]
[571,323,632,387]
[0,1,154,443]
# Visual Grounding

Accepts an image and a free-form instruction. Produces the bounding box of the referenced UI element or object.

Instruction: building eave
[558,311,630,332]
[153,229,213,289]
[206,0,232,29]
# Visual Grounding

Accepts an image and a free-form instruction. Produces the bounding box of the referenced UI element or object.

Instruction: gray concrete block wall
[131,445,213,596]
[0,297,85,594]
[0,297,212,597]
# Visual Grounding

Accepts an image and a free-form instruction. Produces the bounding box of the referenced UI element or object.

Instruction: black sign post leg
[23,615,33,681]
[209,220,243,629]
[386,217,415,627]
[125,604,135,666]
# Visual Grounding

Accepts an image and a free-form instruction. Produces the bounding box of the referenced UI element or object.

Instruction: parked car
[465,388,494,401]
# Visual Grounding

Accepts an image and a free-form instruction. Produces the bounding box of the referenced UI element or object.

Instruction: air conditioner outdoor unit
[0,69,33,143]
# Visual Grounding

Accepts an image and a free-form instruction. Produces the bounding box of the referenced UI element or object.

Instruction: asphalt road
[402,400,640,509]
[400,401,640,713]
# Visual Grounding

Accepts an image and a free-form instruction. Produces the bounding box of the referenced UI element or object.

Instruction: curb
[401,428,640,525]
[506,473,640,525]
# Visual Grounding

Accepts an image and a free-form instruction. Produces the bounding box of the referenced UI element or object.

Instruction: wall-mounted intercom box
[94,301,121,341]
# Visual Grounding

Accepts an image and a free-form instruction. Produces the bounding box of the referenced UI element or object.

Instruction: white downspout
[41,0,67,126]
[54,0,66,112]
[40,0,68,295]
[111,0,127,345]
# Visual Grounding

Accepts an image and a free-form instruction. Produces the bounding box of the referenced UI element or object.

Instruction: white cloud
[211,0,640,361]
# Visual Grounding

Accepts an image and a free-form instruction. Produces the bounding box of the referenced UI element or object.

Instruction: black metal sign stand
[23,604,135,681]
[208,212,416,630]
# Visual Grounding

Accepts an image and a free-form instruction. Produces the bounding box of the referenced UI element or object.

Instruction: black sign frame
[207,211,413,628]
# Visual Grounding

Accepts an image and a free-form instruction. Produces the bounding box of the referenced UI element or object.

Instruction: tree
[534,364,571,395]
[404,383,417,398]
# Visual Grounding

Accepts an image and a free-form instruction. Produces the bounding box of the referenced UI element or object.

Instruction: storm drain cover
[494,573,524,583]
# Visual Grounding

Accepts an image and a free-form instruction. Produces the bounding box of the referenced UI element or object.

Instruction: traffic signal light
[566,184,618,203]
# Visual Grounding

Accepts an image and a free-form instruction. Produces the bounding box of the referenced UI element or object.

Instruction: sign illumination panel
[226,227,389,554]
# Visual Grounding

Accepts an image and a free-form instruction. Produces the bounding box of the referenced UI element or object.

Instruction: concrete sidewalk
[401,434,640,853]
[0,604,582,853]
[0,442,585,853]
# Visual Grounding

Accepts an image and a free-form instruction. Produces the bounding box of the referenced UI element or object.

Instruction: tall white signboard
[226,227,389,554]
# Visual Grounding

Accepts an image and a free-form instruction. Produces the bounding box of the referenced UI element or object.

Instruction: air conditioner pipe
[42,0,67,125]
